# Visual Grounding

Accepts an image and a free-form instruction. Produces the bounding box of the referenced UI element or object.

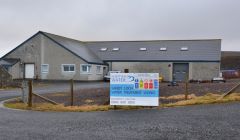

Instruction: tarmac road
[0,82,240,140]
[0,99,240,139]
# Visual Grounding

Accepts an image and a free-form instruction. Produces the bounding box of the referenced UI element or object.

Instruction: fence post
[185,82,188,100]
[28,80,33,107]
[70,79,74,106]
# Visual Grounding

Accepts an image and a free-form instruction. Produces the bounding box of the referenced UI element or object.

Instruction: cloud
[0,0,240,57]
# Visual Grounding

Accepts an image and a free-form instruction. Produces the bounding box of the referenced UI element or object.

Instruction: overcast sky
[0,0,240,57]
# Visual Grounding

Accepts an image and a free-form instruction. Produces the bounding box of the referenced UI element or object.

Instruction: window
[139,48,147,51]
[100,48,107,51]
[96,66,101,74]
[41,64,49,73]
[62,64,75,72]
[181,47,188,51]
[160,47,167,51]
[81,64,91,73]
[112,48,119,51]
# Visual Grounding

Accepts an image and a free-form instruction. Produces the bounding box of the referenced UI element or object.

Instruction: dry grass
[160,94,197,100]
[163,93,240,107]
[84,99,94,103]
[4,99,143,112]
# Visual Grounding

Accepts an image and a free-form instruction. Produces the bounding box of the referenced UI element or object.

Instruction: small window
[139,48,147,51]
[96,66,101,74]
[100,48,107,51]
[160,47,167,51]
[181,47,188,51]
[41,64,49,73]
[62,64,75,72]
[81,64,91,73]
[112,48,119,51]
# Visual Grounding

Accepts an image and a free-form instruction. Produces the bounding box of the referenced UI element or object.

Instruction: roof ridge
[40,31,85,43]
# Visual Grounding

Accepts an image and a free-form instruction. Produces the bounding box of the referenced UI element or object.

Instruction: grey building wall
[111,62,172,81]
[190,62,220,80]
[9,62,21,79]
[5,34,106,81]
[5,34,42,79]
[111,61,220,81]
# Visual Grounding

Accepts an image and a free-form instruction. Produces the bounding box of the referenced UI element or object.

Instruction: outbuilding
[0,31,221,81]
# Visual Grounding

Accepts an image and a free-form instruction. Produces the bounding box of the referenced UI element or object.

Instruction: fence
[21,80,240,106]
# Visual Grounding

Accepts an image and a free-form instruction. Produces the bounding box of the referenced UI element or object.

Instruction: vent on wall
[112,48,119,51]
[139,48,147,51]
[180,47,188,51]
[160,47,167,51]
[100,48,107,51]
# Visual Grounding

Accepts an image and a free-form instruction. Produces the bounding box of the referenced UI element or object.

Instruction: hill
[221,51,240,70]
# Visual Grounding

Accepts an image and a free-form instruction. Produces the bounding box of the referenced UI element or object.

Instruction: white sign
[110,73,159,106]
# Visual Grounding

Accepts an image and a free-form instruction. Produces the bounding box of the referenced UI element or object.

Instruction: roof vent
[160,47,167,51]
[139,48,147,51]
[112,48,119,51]
[100,48,108,51]
[180,47,188,51]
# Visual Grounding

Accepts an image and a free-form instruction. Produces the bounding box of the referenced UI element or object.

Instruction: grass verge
[162,93,240,107]
[4,99,143,112]
[4,93,240,112]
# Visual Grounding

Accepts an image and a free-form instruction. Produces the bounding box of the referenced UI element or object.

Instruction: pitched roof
[0,58,19,66]
[1,31,221,64]
[86,40,221,62]
[40,32,104,65]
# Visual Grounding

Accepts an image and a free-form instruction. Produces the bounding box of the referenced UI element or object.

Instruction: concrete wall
[190,62,220,80]
[111,62,172,81]
[9,62,21,79]
[6,34,42,79]
[5,34,106,81]
[111,61,220,81]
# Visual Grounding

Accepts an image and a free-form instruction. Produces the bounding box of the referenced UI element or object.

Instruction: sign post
[110,73,159,106]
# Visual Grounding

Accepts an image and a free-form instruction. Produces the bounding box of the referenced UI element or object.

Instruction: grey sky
[0,0,240,57]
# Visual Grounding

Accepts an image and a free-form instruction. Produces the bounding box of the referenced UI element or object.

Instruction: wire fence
[23,79,240,107]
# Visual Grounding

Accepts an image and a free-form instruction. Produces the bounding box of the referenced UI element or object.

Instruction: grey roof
[0,60,10,65]
[86,40,221,61]
[41,32,104,64]
[2,31,221,64]
[0,58,19,66]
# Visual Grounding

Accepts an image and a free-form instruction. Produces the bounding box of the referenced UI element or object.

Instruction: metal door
[173,63,189,82]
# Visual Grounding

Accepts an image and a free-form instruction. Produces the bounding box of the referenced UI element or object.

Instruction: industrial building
[0,31,221,81]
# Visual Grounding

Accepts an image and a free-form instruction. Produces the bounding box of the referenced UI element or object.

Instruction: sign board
[110,73,159,106]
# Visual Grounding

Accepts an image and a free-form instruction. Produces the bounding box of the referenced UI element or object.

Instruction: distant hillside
[221,51,240,70]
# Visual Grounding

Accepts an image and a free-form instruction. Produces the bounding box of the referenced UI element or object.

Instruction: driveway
[0,101,239,139]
